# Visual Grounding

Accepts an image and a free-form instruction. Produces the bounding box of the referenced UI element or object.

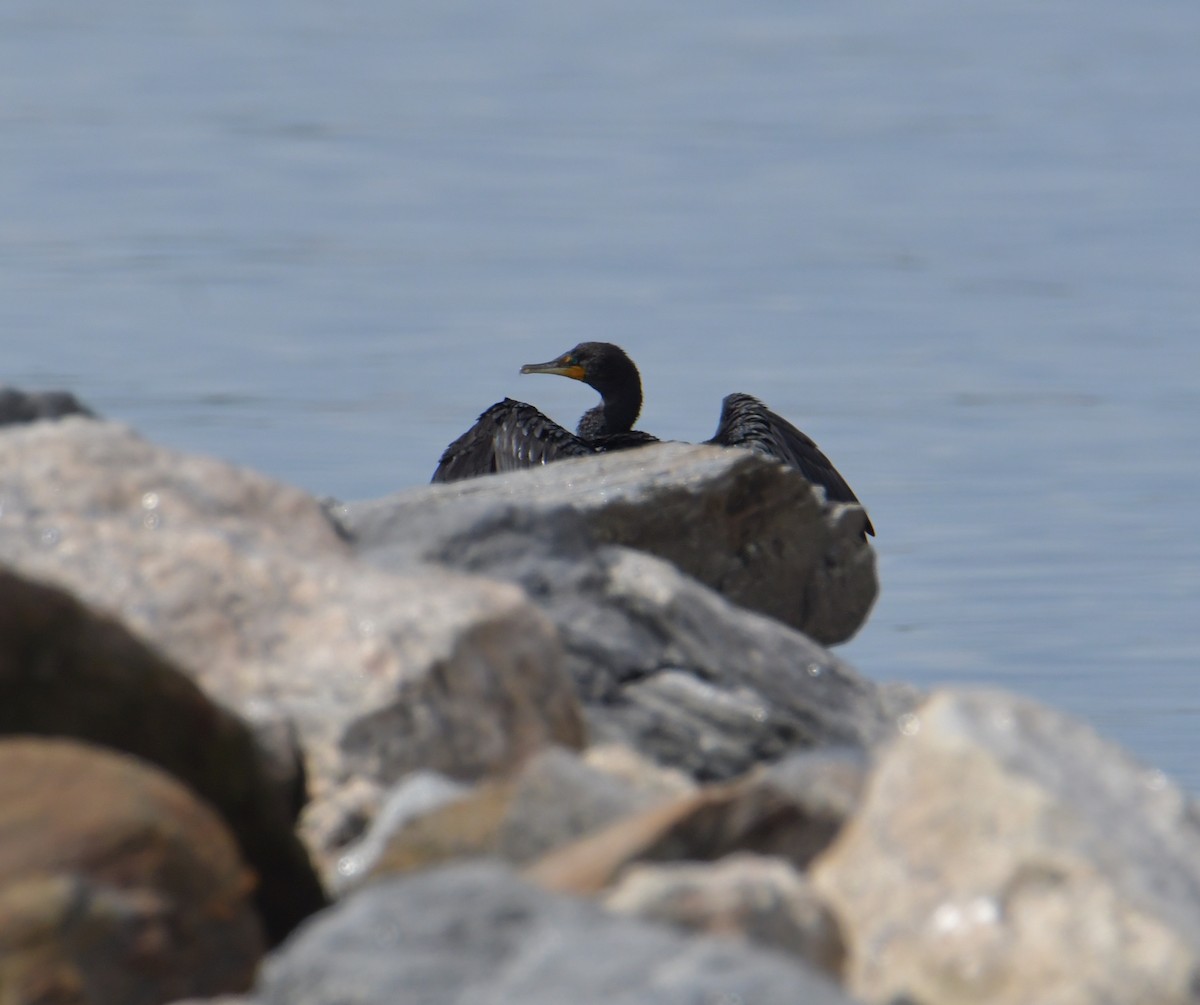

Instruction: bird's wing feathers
[432,399,594,483]
[710,393,873,534]
[491,401,596,471]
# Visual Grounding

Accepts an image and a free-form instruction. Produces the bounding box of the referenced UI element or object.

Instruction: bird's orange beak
[520,358,586,381]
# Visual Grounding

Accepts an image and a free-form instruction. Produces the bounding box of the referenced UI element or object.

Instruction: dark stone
[0,387,95,425]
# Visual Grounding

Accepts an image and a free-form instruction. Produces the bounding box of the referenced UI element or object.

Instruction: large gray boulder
[813,689,1200,1005]
[566,548,906,778]
[258,861,860,1005]
[339,449,905,782]
[335,441,876,644]
[0,419,584,863]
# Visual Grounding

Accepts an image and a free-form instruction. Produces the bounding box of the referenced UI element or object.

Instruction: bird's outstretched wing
[709,393,874,536]
[431,399,596,483]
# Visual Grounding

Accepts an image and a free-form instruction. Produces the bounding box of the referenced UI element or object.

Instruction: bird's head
[519,342,639,400]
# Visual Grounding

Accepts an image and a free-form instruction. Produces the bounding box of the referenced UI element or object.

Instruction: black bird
[432,341,873,536]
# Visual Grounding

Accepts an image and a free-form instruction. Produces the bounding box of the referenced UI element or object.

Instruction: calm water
[4,2,1199,786]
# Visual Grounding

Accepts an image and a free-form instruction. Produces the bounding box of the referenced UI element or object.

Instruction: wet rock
[812,688,1200,1005]
[0,738,262,1004]
[0,387,95,425]
[0,567,325,945]
[0,420,585,863]
[335,440,876,644]
[256,861,859,1005]
[605,853,846,976]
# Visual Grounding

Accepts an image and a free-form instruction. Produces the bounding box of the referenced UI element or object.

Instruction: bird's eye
[562,355,575,365]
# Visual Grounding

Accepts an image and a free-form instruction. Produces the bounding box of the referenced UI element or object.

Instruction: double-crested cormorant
[432,341,873,536]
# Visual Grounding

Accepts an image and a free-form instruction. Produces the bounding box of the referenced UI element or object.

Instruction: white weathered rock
[813,688,1200,1005]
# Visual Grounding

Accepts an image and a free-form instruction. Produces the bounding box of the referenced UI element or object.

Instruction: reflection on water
[3,1,1199,786]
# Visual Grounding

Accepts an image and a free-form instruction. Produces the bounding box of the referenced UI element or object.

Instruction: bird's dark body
[431,342,873,536]
[432,398,659,482]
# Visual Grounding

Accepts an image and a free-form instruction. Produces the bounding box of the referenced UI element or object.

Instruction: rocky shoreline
[1,391,1197,1005]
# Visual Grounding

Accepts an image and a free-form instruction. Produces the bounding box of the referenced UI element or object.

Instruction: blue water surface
[3,1,1198,786]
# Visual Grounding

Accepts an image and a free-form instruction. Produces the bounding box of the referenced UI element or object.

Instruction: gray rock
[757,747,872,855]
[557,547,911,780]
[605,853,846,976]
[343,457,908,780]
[336,747,693,889]
[498,745,677,864]
[258,861,860,1005]
[335,440,876,645]
[0,387,95,425]
[525,749,871,896]
[0,420,585,865]
[169,999,258,1005]
[813,688,1200,1005]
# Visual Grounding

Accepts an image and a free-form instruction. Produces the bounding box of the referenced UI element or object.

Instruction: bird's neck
[576,405,608,440]
[577,386,641,439]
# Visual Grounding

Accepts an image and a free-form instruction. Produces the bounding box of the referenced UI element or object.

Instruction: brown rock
[0,567,325,945]
[0,738,263,1004]
[364,779,516,878]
